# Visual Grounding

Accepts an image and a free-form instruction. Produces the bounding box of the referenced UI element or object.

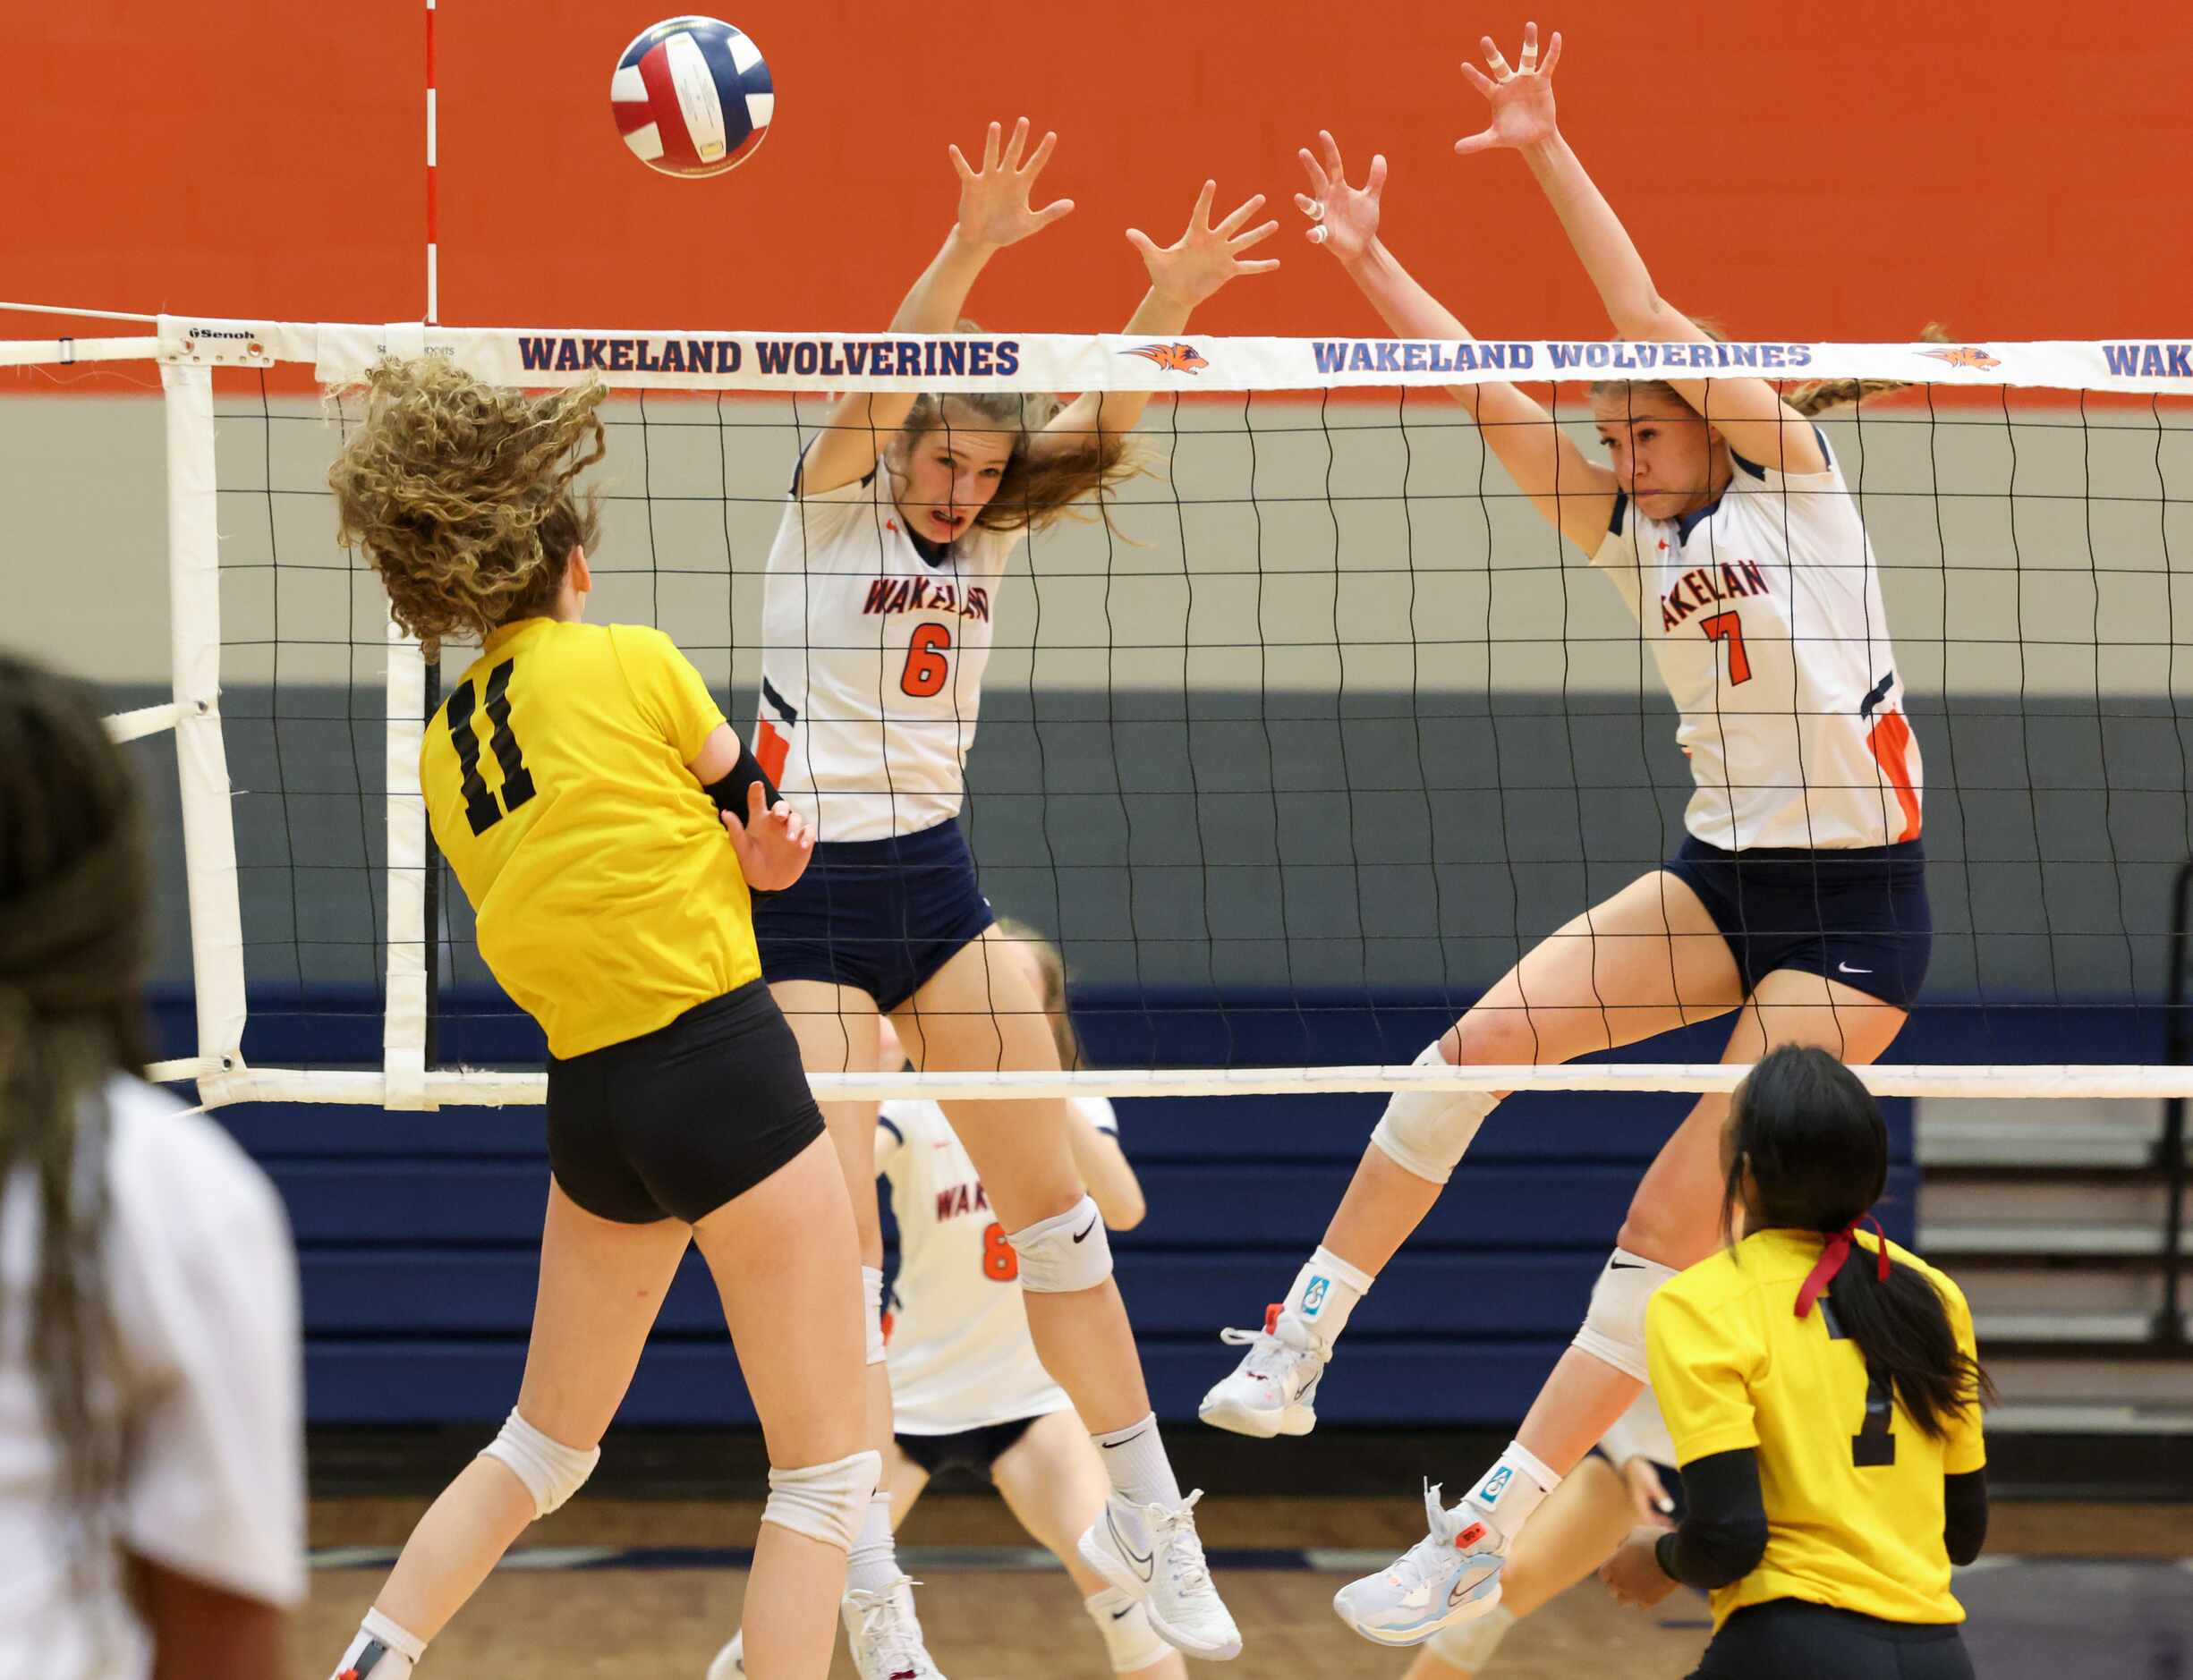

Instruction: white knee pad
[479,1408,599,1518]
[1570,1247,1679,1383]
[1084,1588,1170,1673]
[1369,1041,1498,1186]
[1427,1602,1517,1668]
[761,1449,881,1551]
[862,1265,887,1365]
[1007,1194,1112,1294]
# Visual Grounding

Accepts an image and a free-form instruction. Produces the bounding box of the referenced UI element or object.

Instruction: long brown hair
[329,357,607,655]
[0,654,150,1579]
[1592,323,1956,419]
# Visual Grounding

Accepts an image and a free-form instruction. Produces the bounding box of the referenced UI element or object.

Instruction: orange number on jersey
[1700,611,1753,685]
[981,1221,1019,1282]
[900,622,953,698]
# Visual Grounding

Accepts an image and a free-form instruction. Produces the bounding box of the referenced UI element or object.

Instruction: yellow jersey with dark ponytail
[421,617,760,1057]
[1647,1227,1986,1633]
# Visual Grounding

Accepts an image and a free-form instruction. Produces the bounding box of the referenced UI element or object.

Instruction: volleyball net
[6,316,2192,1108]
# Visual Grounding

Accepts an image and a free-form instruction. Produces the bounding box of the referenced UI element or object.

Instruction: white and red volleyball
[610,17,773,178]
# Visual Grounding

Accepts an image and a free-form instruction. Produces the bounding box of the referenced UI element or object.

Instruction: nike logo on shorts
[1073,1216,1098,1243]
[1837,961,1874,975]
[1610,1258,1648,1269]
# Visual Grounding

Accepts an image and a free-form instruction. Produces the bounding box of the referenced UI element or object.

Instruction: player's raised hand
[721,783,814,894]
[1455,20,1564,157]
[1295,131,1387,264]
[950,118,1075,250]
[1128,182,1280,309]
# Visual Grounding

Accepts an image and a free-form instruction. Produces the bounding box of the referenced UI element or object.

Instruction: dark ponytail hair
[0,654,150,1577]
[1723,1046,1994,1442]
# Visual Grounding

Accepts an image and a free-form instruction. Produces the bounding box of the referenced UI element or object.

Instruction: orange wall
[9,0,2191,352]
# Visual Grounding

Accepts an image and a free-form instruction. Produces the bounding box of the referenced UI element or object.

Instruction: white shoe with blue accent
[1330,1482,1508,1647]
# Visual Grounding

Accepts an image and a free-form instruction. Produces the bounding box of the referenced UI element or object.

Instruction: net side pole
[385,622,433,1109]
[425,0,439,326]
[158,363,248,1099]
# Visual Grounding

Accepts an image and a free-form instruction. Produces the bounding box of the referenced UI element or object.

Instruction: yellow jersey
[421,617,760,1058]
[1646,1227,1986,1632]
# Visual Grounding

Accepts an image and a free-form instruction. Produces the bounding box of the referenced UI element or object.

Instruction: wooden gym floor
[298,1497,2193,1678]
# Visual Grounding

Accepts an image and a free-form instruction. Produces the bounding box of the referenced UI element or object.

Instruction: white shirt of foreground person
[0,1074,305,1678]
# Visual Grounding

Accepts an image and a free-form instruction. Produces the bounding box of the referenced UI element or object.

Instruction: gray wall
[5,391,2189,1000]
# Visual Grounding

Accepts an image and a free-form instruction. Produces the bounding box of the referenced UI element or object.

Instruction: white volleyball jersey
[877,1095,1118,1435]
[758,461,1021,842]
[0,1076,304,1680]
[1590,435,1923,851]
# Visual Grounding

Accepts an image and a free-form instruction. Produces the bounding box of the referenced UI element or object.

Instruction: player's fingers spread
[1542,30,1563,75]
[1214,192,1265,235]
[1460,60,1498,96]
[1320,129,1347,181]
[1231,219,1281,251]
[1024,129,1058,179]
[1190,177,1217,227]
[1298,146,1330,194]
[1367,153,1389,193]
[1294,191,1323,220]
[1306,224,1330,245]
[948,143,973,181]
[1006,115,1030,166]
[1034,197,1076,228]
[1454,128,1497,156]
[982,120,1002,169]
[1239,258,1282,275]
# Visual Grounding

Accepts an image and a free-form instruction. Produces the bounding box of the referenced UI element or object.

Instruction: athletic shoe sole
[1196,1396,1316,1438]
[1332,1577,1505,1648]
[1076,1523,1244,1661]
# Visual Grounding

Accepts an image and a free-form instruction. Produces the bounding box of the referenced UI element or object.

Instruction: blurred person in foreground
[0,651,305,1679]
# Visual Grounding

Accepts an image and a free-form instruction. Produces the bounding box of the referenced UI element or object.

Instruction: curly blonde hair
[329,358,607,655]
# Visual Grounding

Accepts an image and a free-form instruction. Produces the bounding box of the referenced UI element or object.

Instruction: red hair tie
[1795,1214,1891,1319]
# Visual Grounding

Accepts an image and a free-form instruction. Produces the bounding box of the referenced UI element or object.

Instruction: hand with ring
[1455,19,1564,157]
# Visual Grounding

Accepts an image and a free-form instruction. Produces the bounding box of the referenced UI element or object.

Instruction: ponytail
[1817,1241,1997,1443]
[1723,1046,1994,1445]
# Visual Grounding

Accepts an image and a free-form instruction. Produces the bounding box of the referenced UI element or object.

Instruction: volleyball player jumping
[320,360,874,1680]
[1199,26,1933,1647]
[744,119,1277,1670]
[711,925,1186,1680]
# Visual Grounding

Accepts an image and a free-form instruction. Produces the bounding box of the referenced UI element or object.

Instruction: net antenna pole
[424,0,438,327]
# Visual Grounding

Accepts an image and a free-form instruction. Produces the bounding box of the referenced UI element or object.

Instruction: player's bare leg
[764,980,944,1678]
[897,928,1241,1659]
[1338,969,1908,1647]
[693,1136,875,1679]
[1203,871,1741,1440]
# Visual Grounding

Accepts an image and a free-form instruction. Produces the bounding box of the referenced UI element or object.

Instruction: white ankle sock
[1462,1440,1561,1540]
[844,1490,900,1596]
[1092,1413,1181,1509]
[331,1608,425,1680]
[1279,1244,1373,1346]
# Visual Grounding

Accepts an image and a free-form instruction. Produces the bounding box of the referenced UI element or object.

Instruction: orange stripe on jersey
[1865,711,1922,843]
[755,719,789,785]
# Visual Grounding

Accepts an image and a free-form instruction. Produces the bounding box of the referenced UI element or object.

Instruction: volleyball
[609,17,773,178]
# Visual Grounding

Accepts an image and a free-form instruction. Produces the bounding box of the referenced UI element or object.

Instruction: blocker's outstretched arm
[1457,21,1826,475]
[1296,129,1616,552]
[1036,181,1280,457]
[799,118,1075,496]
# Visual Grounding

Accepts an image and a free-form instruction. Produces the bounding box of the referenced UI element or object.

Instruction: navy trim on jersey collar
[909,528,953,569]
[1671,423,1832,544]
[1609,491,1628,538]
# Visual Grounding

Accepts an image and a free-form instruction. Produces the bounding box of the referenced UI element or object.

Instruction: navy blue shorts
[1663,836,1931,1010]
[895,1415,1043,1484]
[752,818,995,1012]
